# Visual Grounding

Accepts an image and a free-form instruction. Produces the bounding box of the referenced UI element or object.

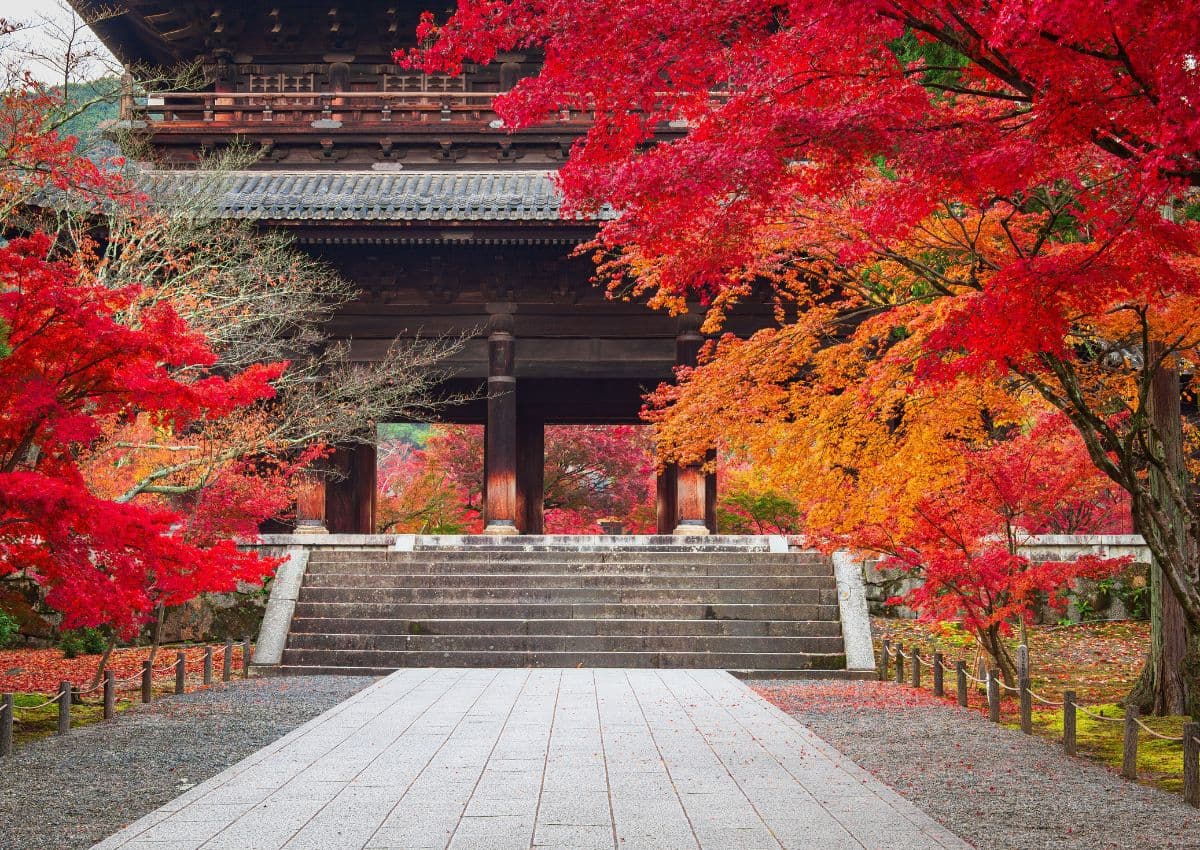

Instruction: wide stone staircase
[278,536,855,676]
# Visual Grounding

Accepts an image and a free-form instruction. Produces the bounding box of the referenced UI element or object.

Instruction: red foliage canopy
[407,0,1199,335]
[0,89,284,637]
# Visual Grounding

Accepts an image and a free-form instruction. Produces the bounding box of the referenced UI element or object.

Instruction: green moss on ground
[1019,703,1186,793]
[12,691,143,747]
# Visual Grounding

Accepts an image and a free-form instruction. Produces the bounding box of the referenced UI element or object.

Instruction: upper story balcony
[126,89,592,131]
[117,82,597,170]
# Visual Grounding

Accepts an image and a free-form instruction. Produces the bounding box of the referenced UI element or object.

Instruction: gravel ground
[753,679,1200,850]
[0,675,374,850]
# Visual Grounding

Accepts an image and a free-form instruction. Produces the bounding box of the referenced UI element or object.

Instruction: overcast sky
[1,0,118,82]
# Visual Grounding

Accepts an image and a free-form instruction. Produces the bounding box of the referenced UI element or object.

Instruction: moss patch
[12,691,146,747]
[1013,703,1186,793]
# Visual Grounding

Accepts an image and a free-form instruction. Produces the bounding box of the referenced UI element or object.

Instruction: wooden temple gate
[78,0,776,535]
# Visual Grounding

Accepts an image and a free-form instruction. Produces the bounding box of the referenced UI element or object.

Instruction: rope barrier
[1131,715,1186,742]
[151,658,181,674]
[1075,704,1125,723]
[14,693,63,712]
[875,641,1200,812]
[1027,689,1064,707]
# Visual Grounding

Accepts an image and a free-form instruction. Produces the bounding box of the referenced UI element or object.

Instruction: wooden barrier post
[932,652,944,697]
[103,670,115,720]
[880,639,890,681]
[222,638,233,682]
[57,680,71,735]
[1019,676,1032,734]
[956,661,968,707]
[242,637,252,677]
[141,659,152,704]
[1184,722,1199,808]
[911,650,921,689]
[1121,704,1139,780]
[203,646,213,686]
[894,645,904,685]
[1,693,13,757]
[175,651,186,695]
[987,670,1000,722]
[1063,690,1077,756]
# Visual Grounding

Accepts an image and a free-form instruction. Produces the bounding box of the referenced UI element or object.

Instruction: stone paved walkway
[92,669,971,850]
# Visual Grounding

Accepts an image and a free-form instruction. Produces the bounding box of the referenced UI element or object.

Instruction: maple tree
[0,89,282,637]
[0,227,282,637]
[0,76,458,638]
[409,0,1200,714]
[871,414,1130,682]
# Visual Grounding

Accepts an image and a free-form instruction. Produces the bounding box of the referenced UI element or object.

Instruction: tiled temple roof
[142,170,610,223]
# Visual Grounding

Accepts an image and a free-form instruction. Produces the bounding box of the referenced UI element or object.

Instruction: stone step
[291,601,839,621]
[300,572,836,590]
[412,534,775,552]
[296,586,835,605]
[277,648,846,670]
[306,551,825,565]
[304,559,833,577]
[287,616,844,638]
[285,632,844,654]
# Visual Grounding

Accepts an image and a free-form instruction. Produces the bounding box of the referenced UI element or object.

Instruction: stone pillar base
[483,521,520,536]
[293,522,330,536]
[672,520,711,536]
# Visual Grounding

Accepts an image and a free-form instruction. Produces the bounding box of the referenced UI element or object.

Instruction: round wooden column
[484,324,519,535]
[673,324,711,536]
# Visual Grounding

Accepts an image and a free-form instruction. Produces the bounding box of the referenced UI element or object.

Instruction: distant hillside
[56,78,121,159]
[378,422,431,448]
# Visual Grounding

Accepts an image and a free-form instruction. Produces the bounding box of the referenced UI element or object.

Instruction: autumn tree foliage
[378,424,656,534]
[409,1,1200,707]
[0,76,459,637]
[0,90,280,636]
[872,414,1130,681]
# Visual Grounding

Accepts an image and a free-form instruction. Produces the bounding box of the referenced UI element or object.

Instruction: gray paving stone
[91,668,972,850]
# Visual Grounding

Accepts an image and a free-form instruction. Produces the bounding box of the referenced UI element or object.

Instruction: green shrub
[58,628,108,657]
[80,628,107,654]
[0,611,17,647]
[58,631,85,658]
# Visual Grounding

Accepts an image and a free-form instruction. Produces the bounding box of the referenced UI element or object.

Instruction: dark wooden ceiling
[70,1,449,67]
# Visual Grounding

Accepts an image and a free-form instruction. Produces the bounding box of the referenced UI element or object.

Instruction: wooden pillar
[324,449,354,533]
[294,469,328,534]
[656,463,678,534]
[705,450,718,534]
[354,442,377,534]
[484,324,519,534]
[674,324,710,536]
[320,443,378,534]
[516,418,544,534]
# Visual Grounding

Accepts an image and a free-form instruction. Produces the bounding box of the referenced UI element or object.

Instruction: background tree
[377,424,656,534]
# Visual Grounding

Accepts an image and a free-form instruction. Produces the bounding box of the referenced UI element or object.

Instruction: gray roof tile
[141,169,610,223]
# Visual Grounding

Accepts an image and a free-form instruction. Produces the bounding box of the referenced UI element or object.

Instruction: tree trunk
[146,603,165,667]
[978,625,1017,686]
[1127,356,1193,716]
[88,634,116,690]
